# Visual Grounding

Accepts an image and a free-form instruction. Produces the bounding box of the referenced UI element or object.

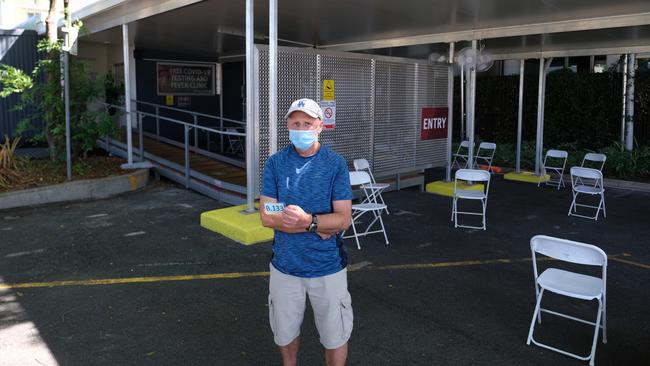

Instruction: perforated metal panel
[255,46,449,193]
[373,61,418,175]
[257,48,319,193]
[318,54,373,166]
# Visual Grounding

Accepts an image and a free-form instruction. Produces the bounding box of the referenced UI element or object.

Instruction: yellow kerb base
[503,171,550,184]
[200,204,274,245]
[425,180,485,197]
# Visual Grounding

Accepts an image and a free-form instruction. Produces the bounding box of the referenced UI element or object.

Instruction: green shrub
[454,139,650,180]
[1,39,120,161]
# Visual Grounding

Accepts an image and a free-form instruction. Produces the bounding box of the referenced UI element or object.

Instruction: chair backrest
[455,169,490,183]
[582,153,606,170]
[530,235,607,267]
[570,166,603,181]
[546,149,568,159]
[353,158,370,171]
[349,171,371,186]
[456,140,471,154]
[478,142,496,151]
[227,127,243,138]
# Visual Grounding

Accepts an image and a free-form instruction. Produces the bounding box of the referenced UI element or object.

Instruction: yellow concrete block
[503,171,550,184]
[425,180,485,197]
[200,204,274,245]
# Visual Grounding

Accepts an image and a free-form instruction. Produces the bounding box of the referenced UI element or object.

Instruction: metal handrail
[128,100,245,160]
[100,101,246,192]
[132,99,246,126]
[102,102,245,137]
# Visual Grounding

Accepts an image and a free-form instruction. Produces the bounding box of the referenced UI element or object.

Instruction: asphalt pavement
[0,176,648,366]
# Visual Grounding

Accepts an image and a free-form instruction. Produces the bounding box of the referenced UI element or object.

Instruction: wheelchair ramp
[98,133,247,205]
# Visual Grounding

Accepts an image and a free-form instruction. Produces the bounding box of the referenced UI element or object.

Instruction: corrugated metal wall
[0,29,42,139]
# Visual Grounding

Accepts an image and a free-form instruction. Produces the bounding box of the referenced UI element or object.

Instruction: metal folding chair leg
[568,191,605,220]
[344,209,389,249]
[526,289,544,346]
[527,289,605,366]
[452,197,487,230]
[377,212,389,245]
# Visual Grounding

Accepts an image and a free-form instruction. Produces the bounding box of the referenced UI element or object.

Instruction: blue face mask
[289,129,317,151]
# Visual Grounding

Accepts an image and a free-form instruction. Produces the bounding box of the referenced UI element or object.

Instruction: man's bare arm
[315,200,351,236]
[259,195,307,233]
[260,196,351,237]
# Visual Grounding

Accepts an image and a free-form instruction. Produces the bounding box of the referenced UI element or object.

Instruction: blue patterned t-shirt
[261,144,352,278]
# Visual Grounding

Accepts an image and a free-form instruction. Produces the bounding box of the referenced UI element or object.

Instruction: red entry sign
[421,107,448,140]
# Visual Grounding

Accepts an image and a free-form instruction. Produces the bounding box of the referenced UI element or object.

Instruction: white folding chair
[343,171,389,250]
[353,158,389,214]
[451,169,491,230]
[452,140,472,169]
[538,149,568,190]
[581,153,606,171]
[472,142,496,171]
[577,153,607,187]
[527,235,607,366]
[226,127,244,156]
[568,167,606,220]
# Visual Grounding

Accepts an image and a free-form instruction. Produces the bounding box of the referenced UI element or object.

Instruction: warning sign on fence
[321,100,336,129]
[322,79,335,101]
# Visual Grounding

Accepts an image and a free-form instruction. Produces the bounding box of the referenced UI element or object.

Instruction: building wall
[0,29,42,138]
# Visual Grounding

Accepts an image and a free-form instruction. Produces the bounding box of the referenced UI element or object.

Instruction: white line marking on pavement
[392,209,422,216]
[348,261,373,271]
[5,249,46,258]
[86,213,108,218]
[124,231,146,237]
[136,261,210,267]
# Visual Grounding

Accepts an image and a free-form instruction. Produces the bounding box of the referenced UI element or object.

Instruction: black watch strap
[307,214,318,232]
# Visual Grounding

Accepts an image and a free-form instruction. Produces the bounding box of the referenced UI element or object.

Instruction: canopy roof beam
[321,13,650,52]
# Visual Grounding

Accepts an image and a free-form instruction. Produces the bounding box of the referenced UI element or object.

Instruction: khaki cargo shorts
[268,263,353,349]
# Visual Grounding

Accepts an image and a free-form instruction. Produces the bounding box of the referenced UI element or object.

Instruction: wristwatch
[307,214,318,232]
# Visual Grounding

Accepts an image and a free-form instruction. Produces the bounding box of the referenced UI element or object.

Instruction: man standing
[260,98,353,366]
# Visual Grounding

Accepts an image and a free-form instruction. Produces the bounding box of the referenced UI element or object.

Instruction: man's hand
[282,205,311,230]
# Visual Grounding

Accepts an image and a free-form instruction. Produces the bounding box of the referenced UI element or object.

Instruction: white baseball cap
[284,98,323,120]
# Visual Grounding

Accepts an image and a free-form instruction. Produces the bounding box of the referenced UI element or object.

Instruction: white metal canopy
[75,0,650,207]
[78,0,650,59]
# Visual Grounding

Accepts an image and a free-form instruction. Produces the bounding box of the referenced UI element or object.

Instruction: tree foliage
[0,39,119,161]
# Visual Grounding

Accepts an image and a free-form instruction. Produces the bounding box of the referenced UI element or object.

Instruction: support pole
[466,39,477,167]
[534,57,552,175]
[460,66,465,141]
[620,54,628,149]
[184,125,190,188]
[445,42,455,182]
[625,53,635,151]
[244,0,255,212]
[534,58,544,175]
[64,50,71,180]
[155,105,160,141]
[138,113,144,161]
[516,59,524,173]
[193,114,198,149]
[122,24,133,165]
[62,3,71,180]
[269,0,278,155]
[219,80,224,153]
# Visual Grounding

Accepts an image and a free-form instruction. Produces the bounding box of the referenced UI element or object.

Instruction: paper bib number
[264,202,285,214]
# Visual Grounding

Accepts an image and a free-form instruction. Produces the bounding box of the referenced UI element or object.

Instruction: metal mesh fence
[255,46,449,195]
